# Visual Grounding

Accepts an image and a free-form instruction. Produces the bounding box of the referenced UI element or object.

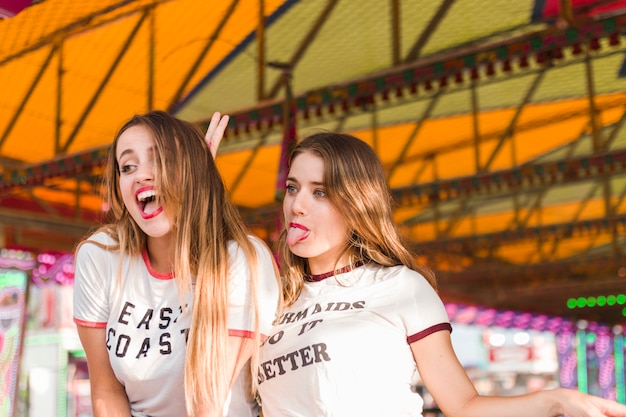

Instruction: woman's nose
[135,163,154,183]
[289,192,307,215]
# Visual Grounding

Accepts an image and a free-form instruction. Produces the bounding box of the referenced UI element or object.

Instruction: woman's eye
[314,189,326,197]
[285,184,297,193]
[119,164,136,174]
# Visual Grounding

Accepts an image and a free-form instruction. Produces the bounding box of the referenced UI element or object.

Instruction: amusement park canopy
[1,0,626,325]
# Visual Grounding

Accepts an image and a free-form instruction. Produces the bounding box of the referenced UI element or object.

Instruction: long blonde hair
[81,110,269,415]
[278,131,437,306]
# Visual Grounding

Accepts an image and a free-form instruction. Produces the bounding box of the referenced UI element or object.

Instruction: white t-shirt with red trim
[257,263,451,417]
[73,232,279,417]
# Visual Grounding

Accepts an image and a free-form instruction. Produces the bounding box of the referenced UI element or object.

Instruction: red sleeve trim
[228,329,268,341]
[73,317,107,328]
[407,322,452,344]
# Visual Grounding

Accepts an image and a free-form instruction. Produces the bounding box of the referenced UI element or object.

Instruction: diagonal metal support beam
[0,45,57,151]
[399,95,626,168]
[267,0,339,99]
[387,92,441,181]
[603,106,626,149]
[404,0,455,62]
[55,41,64,154]
[0,0,170,66]
[511,187,547,231]
[167,0,240,110]
[228,135,270,195]
[542,183,599,260]
[26,189,60,219]
[471,83,481,172]
[410,154,435,184]
[60,9,149,154]
[439,198,470,238]
[585,48,604,152]
[483,70,546,171]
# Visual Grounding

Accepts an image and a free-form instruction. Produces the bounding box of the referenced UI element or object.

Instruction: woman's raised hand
[205,112,230,158]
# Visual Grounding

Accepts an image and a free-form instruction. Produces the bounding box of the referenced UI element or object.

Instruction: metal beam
[221,13,626,136]
[416,213,626,254]
[55,41,64,154]
[404,0,455,62]
[266,0,339,99]
[390,0,401,65]
[585,48,603,152]
[257,0,266,101]
[387,92,441,181]
[60,9,149,154]
[437,252,623,286]
[393,148,626,206]
[0,211,93,237]
[483,70,546,171]
[544,182,600,259]
[167,0,240,110]
[0,45,57,151]
[471,83,481,172]
[0,0,169,66]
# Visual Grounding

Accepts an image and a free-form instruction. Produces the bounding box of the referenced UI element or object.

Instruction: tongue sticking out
[142,200,159,215]
[286,226,309,245]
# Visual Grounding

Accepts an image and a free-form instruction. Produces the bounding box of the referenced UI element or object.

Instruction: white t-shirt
[73,232,279,417]
[257,263,451,417]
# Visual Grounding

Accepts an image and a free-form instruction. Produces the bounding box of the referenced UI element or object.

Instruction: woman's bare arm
[77,326,131,417]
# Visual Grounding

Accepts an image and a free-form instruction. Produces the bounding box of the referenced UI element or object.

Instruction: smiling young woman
[73,110,281,417]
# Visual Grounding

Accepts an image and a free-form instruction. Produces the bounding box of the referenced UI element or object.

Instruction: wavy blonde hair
[278,131,437,306]
[81,110,273,415]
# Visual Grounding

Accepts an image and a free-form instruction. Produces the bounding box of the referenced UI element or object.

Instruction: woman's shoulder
[366,263,436,292]
[248,234,274,255]
[227,236,278,285]
[76,231,118,256]
[227,235,273,258]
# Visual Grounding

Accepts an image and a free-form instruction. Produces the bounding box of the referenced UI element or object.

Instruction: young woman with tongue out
[73,111,281,417]
[251,131,626,417]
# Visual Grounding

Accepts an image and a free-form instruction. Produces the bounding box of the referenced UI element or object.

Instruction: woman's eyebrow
[117,148,134,159]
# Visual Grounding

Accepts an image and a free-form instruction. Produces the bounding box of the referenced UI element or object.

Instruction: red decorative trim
[407,322,452,344]
[141,250,175,280]
[393,148,626,205]
[305,260,365,282]
[0,147,109,193]
[229,329,263,339]
[73,317,106,328]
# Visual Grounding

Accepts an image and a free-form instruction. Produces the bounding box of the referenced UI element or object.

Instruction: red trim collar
[305,260,365,282]
[142,250,175,280]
